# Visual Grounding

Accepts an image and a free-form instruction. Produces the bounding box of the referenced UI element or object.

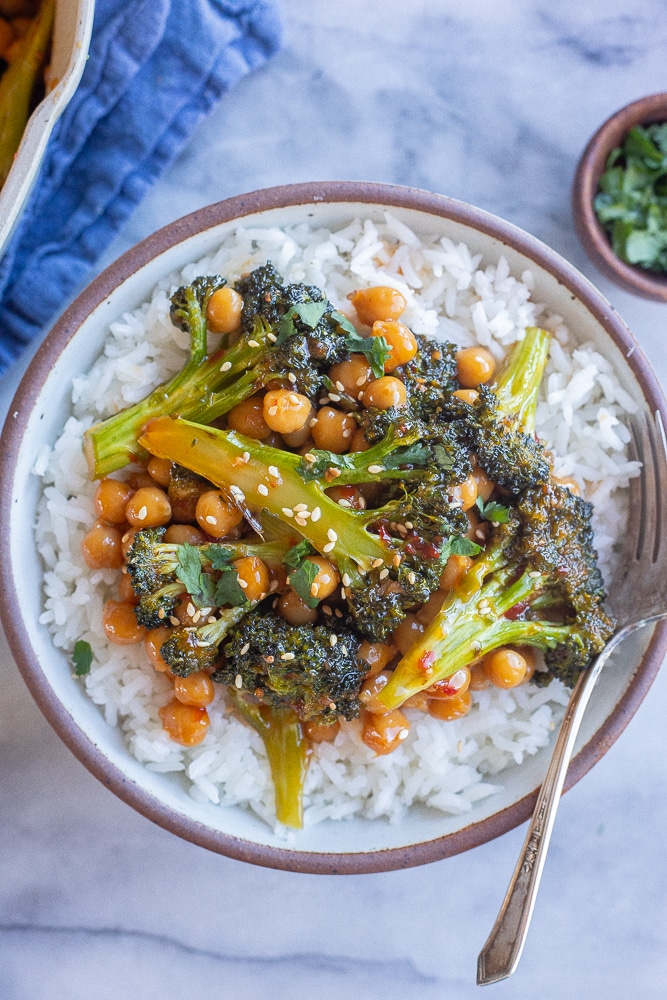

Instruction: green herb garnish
[72,640,93,677]
[476,496,510,524]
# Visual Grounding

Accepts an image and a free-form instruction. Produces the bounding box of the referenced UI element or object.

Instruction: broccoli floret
[138,415,473,641]
[213,609,365,724]
[375,482,616,711]
[160,606,249,676]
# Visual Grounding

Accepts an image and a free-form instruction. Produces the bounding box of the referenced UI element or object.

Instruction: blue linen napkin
[0,0,281,374]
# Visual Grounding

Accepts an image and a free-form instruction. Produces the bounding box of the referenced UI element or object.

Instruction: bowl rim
[2,179,666,874]
[572,92,667,301]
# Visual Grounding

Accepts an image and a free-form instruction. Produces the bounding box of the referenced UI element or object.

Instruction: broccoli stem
[376,565,576,711]
[229,693,308,828]
[138,416,396,574]
[0,0,54,186]
[493,326,550,434]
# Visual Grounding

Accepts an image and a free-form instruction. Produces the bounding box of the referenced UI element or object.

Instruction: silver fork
[477,409,667,986]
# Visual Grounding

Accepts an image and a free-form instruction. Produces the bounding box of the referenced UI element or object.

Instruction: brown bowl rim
[1,179,666,874]
[572,92,667,300]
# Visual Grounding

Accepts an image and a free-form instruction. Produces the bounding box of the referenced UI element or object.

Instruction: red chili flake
[504,600,529,620]
[430,678,457,697]
[404,536,441,560]
[417,650,436,673]
[376,523,393,544]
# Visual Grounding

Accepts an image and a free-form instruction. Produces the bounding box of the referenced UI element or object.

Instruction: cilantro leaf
[287,559,320,608]
[447,535,482,557]
[341,325,392,378]
[297,449,357,482]
[476,497,510,524]
[276,301,329,344]
[206,545,235,570]
[215,567,249,608]
[72,640,93,677]
[283,539,315,570]
[175,543,216,607]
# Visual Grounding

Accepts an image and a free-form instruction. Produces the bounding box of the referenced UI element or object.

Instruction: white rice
[34,213,640,832]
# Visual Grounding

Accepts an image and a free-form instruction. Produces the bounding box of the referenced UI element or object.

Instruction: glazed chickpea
[304,720,341,743]
[117,572,138,604]
[472,465,495,503]
[128,470,155,490]
[403,691,431,712]
[94,478,134,524]
[456,346,497,388]
[206,286,243,334]
[427,667,471,700]
[328,354,374,399]
[439,554,473,591]
[277,589,318,626]
[359,670,392,714]
[357,640,397,677]
[263,389,312,435]
[326,484,366,510]
[302,555,339,601]
[362,375,407,410]
[516,646,537,682]
[416,590,446,626]
[125,486,172,528]
[349,426,370,452]
[281,403,315,447]
[390,613,425,656]
[450,473,478,512]
[372,320,418,371]
[428,690,472,721]
[232,556,270,603]
[361,708,410,755]
[158,701,210,746]
[465,508,489,545]
[453,388,479,405]
[103,600,146,645]
[173,671,215,707]
[147,456,172,488]
[227,396,271,439]
[121,528,137,559]
[349,286,407,326]
[482,647,529,689]
[81,521,124,570]
[195,490,243,538]
[469,662,491,691]
[144,627,173,672]
[311,406,356,453]
[163,523,206,545]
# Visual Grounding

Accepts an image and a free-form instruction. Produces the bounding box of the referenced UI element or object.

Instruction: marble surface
[2,0,667,995]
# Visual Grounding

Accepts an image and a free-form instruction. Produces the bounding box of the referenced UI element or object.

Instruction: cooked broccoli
[83,265,379,478]
[375,482,616,711]
[137,415,472,640]
[160,605,250,676]
[213,608,365,724]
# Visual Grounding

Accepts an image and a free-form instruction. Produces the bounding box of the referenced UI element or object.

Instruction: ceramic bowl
[0,0,95,255]
[1,181,666,874]
[572,93,667,301]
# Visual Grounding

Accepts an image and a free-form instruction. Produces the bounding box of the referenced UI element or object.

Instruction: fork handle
[476,648,612,986]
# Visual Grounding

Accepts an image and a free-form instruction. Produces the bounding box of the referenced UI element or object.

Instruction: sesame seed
[327,467,341,479]
[371,558,384,569]
[192,610,201,623]
[207,617,216,624]
[405,521,414,530]
[281,652,295,661]
[206,515,217,525]
[342,573,352,587]
[359,498,367,509]
[169,616,180,626]
[529,570,542,579]
[196,640,212,648]
[309,418,319,428]
[220,360,232,372]
[341,645,348,655]
[235,674,243,688]
[295,516,308,527]
[311,506,321,522]
[267,332,278,343]
[304,453,316,463]
[407,571,416,584]
[338,498,351,507]
[265,655,274,663]
[479,599,490,610]
[294,503,308,512]
[289,393,301,405]
[358,566,366,576]
[248,339,260,348]
[257,483,269,496]
[322,604,332,616]
[329,392,341,402]
[282,507,294,517]
[268,405,278,416]
[397,524,408,536]
[242,451,250,463]
[335,381,345,392]
[269,580,279,592]
[157,608,165,620]
[329,634,338,646]
[398,729,409,741]
[340,586,347,599]
[268,465,280,477]
[230,485,245,501]
[319,397,330,405]
[323,541,335,553]
[310,582,320,597]
[475,528,486,540]
[368,464,384,475]
[200,607,212,617]
[392,553,401,567]
[187,603,195,616]
[334,608,343,618]
[327,528,338,542]
[239,579,248,589]
[288,373,297,383]
[379,568,389,580]
[137,505,148,521]
[241,643,250,654]
[355,375,367,387]
[342,428,353,438]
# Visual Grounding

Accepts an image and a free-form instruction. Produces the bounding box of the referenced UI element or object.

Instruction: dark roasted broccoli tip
[213,610,365,724]
[169,275,226,335]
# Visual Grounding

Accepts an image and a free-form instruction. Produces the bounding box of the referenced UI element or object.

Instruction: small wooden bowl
[572,93,667,301]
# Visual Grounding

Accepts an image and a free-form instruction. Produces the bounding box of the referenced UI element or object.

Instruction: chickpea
[232,556,270,603]
[173,671,215,707]
[450,473,478,512]
[326,484,366,510]
[427,667,471,700]
[482,647,529,689]
[195,490,243,538]
[357,640,397,677]
[281,403,315,447]
[147,456,172,488]
[361,708,410,755]
[469,662,490,691]
[328,354,374,399]
[158,700,210,746]
[465,508,488,545]
[227,396,271,439]
[94,478,134,524]
[372,320,418,371]
[81,521,124,570]
[303,720,340,744]
[121,528,137,559]
[103,600,146,645]
[359,670,392,714]
[125,486,172,528]
[163,523,206,545]
[403,691,431,712]
[456,346,497,388]
[428,690,472,721]
[349,427,370,452]
[128,470,155,490]
[472,465,495,503]
[349,286,407,326]
[263,388,312,434]
[516,645,537,682]
[362,375,407,410]
[117,572,138,604]
[311,406,356,453]
[277,589,318,626]
[439,554,473,591]
[206,286,243,334]
[390,613,425,655]
[416,590,446,626]
[301,555,339,601]
[145,627,173,672]
[453,388,479,405]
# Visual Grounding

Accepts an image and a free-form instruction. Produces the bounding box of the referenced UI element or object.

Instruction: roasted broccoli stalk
[375,482,616,711]
[138,415,472,640]
[214,609,365,724]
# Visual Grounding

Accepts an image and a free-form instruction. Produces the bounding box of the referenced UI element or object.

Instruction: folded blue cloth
[0,0,281,374]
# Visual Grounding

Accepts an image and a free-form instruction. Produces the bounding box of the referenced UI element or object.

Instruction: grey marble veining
[2,1,667,996]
